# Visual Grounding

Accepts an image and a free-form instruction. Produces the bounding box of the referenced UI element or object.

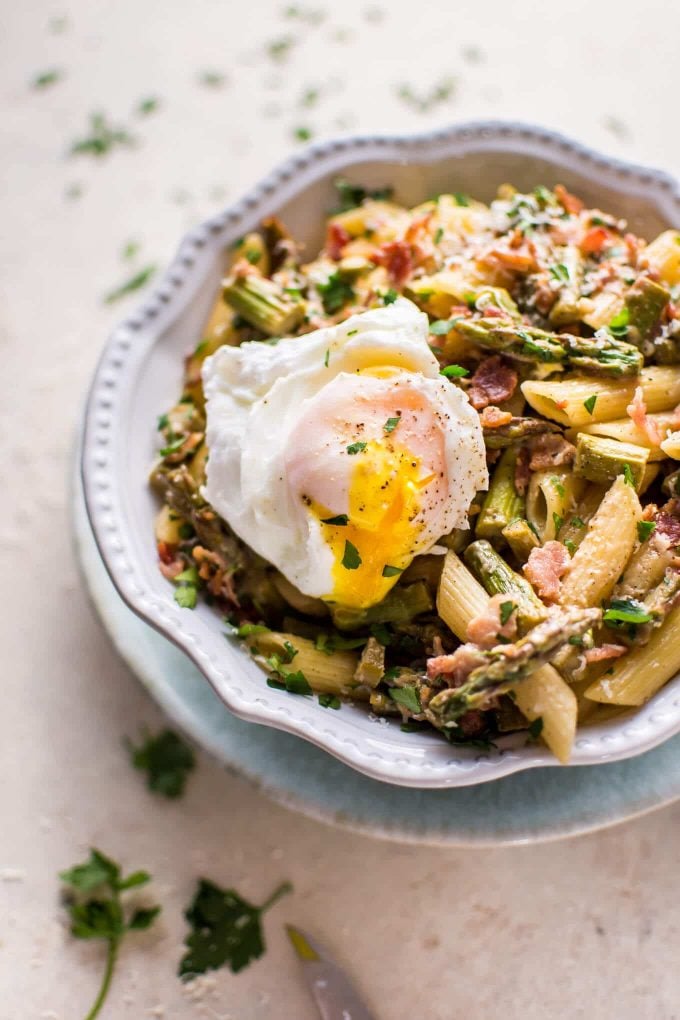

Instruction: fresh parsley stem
[259,880,293,913]
[84,937,119,1020]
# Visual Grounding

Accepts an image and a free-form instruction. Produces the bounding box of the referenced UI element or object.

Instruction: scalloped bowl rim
[81,119,680,788]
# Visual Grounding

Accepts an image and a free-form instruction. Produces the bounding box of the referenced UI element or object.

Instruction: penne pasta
[584,602,680,706]
[526,469,583,542]
[567,413,679,460]
[436,551,577,762]
[644,229,680,287]
[558,475,642,608]
[661,429,680,459]
[522,367,680,427]
[247,632,361,696]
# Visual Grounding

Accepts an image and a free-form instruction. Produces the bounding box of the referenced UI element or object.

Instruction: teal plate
[75,478,680,846]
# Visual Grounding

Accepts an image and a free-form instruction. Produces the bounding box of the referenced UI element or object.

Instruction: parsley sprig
[179,878,292,979]
[60,849,160,1020]
[127,729,196,798]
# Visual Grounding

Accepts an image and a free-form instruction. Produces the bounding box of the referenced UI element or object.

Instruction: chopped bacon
[627,385,663,445]
[370,240,413,286]
[157,540,176,565]
[326,222,350,260]
[193,545,240,605]
[468,355,518,411]
[466,594,518,649]
[159,559,185,581]
[555,184,584,215]
[481,304,505,318]
[426,644,486,685]
[624,232,641,263]
[232,258,258,279]
[584,644,627,664]
[523,541,571,602]
[456,709,488,737]
[515,446,531,496]
[579,226,611,256]
[485,245,537,273]
[655,510,680,547]
[480,405,513,428]
[404,211,433,245]
[527,434,576,471]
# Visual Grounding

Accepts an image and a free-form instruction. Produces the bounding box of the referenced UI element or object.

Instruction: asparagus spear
[464,539,547,628]
[623,277,670,347]
[476,448,524,540]
[482,416,562,449]
[222,272,306,336]
[427,607,601,724]
[331,581,433,631]
[632,569,680,645]
[501,518,540,563]
[573,433,649,491]
[454,317,643,377]
[353,637,385,688]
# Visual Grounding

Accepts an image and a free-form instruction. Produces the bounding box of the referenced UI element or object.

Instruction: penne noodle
[644,229,680,286]
[567,413,679,460]
[247,632,361,696]
[526,469,583,542]
[522,366,680,427]
[436,551,577,762]
[661,429,680,459]
[558,475,641,608]
[585,602,680,706]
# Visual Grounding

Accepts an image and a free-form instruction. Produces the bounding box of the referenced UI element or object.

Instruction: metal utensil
[286,924,377,1020]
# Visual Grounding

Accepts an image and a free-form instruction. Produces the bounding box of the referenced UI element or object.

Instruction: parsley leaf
[324,348,330,367]
[333,178,393,212]
[454,192,469,207]
[179,879,292,979]
[383,416,401,434]
[382,564,403,577]
[32,68,62,89]
[70,112,135,159]
[429,319,456,335]
[346,441,367,455]
[104,264,157,304]
[434,226,444,244]
[549,263,570,283]
[173,566,198,610]
[583,394,598,415]
[571,516,585,529]
[637,520,656,542]
[382,288,398,305]
[499,601,515,626]
[603,598,653,625]
[551,476,566,497]
[389,685,421,714]
[440,364,469,378]
[137,96,160,116]
[318,693,341,709]
[265,653,312,695]
[552,512,564,533]
[60,850,160,1020]
[342,541,362,570]
[127,729,196,798]
[321,514,349,526]
[623,462,635,487]
[609,307,630,337]
[317,272,354,313]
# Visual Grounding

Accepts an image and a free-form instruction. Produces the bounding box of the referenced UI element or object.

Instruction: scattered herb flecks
[179,878,292,979]
[70,112,135,159]
[32,68,62,89]
[342,540,362,570]
[293,125,313,142]
[127,729,196,798]
[137,96,160,116]
[396,77,456,113]
[317,272,354,314]
[104,265,157,304]
[60,849,160,1020]
[389,685,421,714]
[198,70,227,89]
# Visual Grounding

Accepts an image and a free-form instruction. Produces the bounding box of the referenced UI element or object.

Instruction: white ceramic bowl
[81,120,680,788]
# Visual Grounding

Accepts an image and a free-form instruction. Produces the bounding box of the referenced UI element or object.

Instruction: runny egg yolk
[312,439,434,609]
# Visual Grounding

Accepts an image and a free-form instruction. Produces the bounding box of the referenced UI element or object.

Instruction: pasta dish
[150,180,680,762]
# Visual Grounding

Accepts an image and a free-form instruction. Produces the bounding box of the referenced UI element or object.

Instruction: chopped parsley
[549,263,570,283]
[454,192,469,207]
[159,435,187,457]
[551,476,566,497]
[370,623,392,646]
[564,539,576,556]
[440,364,469,378]
[32,68,62,89]
[157,413,169,431]
[317,272,354,314]
[499,601,515,626]
[137,96,160,116]
[568,635,584,646]
[637,520,656,542]
[434,226,444,244]
[314,632,367,654]
[266,652,312,696]
[527,717,544,741]
[383,416,401,434]
[318,693,341,709]
[198,70,226,88]
[552,512,564,534]
[603,598,653,625]
[321,514,349,526]
[333,178,393,212]
[235,623,270,638]
[389,685,421,714]
[382,564,403,577]
[346,329,358,336]
[583,394,598,415]
[70,112,135,158]
[346,441,367,455]
[623,462,635,487]
[429,319,456,335]
[179,878,292,979]
[60,849,160,1020]
[341,540,362,570]
[104,265,157,304]
[608,306,630,337]
[324,348,330,367]
[382,288,398,305]
[571,516,585,529]
[293,125,313,142]
[173,566,198,609]
[127,729,196,798]
[245,248,261,264]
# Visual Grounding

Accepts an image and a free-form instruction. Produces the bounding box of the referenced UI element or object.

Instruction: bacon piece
[193,545,240,605]
[485,245,537,273]
[580,226,611,256]
[624,232,641,263]
[479,405,513,428]
[515,446,531,496]
[523,541,571,602]
[627,385,663,445]
[157,540,176,565]
[326,222,350,260]
[655,510,680,547]
[159,559,185,581]
[426,644,486,685]
[584,644,627,664]
[466,594,518,649]
[468,355,518,411]
[527,434,576,471]
[404,211,433,245]
[370,240,413,286]
[555,184,584,215]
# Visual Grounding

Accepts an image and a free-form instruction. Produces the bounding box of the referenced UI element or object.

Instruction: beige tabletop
[3,1,680,1017]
